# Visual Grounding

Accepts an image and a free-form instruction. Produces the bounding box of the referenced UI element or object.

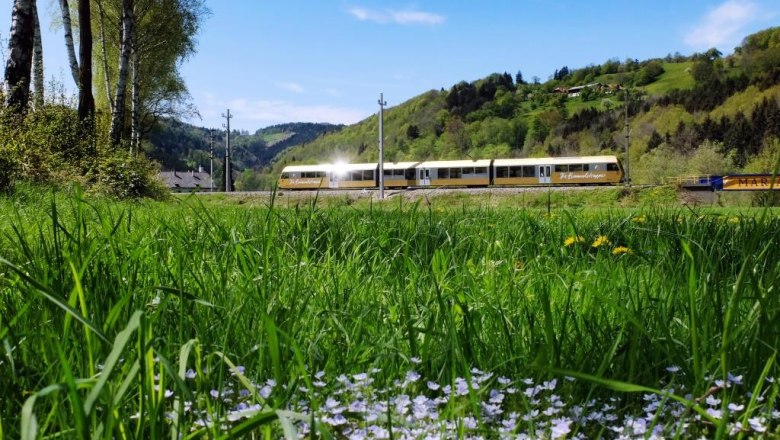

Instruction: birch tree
[3,0,36,114]
[32,5,43,108]
[58,0,79,86]
[109,0,133,146]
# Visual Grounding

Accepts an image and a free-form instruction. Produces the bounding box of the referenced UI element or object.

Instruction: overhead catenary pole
[624,89,630,186]
[208,128,215,192]
[222,109,233,192]
[378,93,386,200]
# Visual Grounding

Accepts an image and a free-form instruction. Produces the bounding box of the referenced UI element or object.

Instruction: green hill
[270,27,780,186]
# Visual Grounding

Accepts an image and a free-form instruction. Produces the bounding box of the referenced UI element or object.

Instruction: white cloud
[684,0,760,49]
[346,7,445,25]
[278,82,305,93]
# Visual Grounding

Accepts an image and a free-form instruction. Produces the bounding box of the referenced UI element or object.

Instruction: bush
[0,148,17,193]
[92,149,169,200]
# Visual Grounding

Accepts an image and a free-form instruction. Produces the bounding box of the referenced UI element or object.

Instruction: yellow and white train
[278,155,624,190]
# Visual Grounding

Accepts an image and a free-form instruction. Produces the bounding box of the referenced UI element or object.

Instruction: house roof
[157,171,214,190]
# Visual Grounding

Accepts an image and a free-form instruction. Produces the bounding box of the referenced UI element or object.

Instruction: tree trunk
[77,0,94,123]
[3,0,36,113]
[32,6,44,108]
[130,47,140,153]
[96,0,114,112]
[109,0,134,146]
[58,0,80,86]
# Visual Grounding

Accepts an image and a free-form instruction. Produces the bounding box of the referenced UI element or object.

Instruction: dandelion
[514,260,524,271]
[564,235,585,247]
[632,215,646,224]
[728,216,740,224]
[592,235,611,248]
[612,246,632,255]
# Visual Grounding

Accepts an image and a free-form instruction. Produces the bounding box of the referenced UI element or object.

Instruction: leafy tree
[406,124,420,140]
[635,60,665,86]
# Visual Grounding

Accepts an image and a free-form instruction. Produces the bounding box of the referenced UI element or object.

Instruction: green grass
[642,62,695,95]
[1,186,779,437]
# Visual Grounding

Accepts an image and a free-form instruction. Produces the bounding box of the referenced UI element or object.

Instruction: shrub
[92,148,169,200]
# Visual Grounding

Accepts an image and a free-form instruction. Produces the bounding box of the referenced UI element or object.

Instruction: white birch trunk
[130,47,140,154]
[4,0,36,112]
[58,0,80,86]
[109,0,134,146]
[32,5,44,108]
[96,0,114,113]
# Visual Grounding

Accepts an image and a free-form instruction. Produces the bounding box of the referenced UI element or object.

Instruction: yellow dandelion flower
[728,217,740,224]
[592,235,611,248]
[631,215,646,224]
[564,235,585,247]
[514,260,524,271]
[612,246,632,255]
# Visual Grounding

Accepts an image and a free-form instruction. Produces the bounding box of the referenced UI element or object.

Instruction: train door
[329,172,339,189]
[419,168,431,186]
[539,165,551,184]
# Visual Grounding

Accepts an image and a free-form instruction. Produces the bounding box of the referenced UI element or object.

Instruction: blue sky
[1,0,778,131]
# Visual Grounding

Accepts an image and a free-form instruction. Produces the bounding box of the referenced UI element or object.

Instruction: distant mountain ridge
[145,120,344,172]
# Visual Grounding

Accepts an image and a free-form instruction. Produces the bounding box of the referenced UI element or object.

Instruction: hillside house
[157,168,214,193]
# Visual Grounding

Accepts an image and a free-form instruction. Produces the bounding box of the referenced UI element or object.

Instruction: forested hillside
[273,27,780,185]
[145,121,343,189]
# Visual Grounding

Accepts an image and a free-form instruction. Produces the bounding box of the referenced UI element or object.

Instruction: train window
[281,173,290,179]
[570,164,583,172]
[522,166,535,177]
[450,168,462,178]
[439,168,450,179]
[607,163,619,171]
[509,166,522,178]
[496,167,509,178]
[349,171,361,181]
[582,164,590,171]
[555,164,568,172]
[463,167,475,175]
[474,167,487,174]
[405,169,415,180]
[384,169,393,177]
[363,170,374,180]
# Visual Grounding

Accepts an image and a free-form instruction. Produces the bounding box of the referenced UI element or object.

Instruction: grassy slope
[642,62,695,95]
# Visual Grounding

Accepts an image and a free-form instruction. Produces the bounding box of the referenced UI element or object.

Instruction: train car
[721,174,780,191]
[493,156,623,186]
[415,160,492,187]
[279,155,624,190]
[382,162,420,188]
[330,163,379,189]
[278,164,330,190]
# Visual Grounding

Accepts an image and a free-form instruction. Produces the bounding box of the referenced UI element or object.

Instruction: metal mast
[624,89,630,186]
[378,93,386,199]
[208,129,215,192]
[222,109,233,192]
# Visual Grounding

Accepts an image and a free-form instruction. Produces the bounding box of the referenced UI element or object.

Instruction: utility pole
[208,129,215,192]
[222,109,233,192]
[624,89,630,186]
[378,93,386,199]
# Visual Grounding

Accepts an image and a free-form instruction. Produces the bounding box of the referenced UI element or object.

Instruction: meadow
[0,186,779,439]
